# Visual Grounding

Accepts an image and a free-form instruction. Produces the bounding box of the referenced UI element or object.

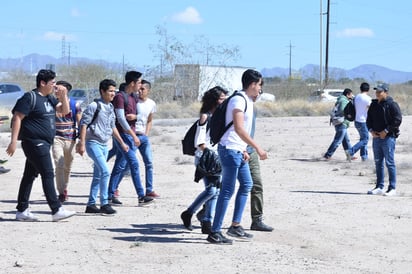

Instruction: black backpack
[181,116,210,156]
[344,98,356,122]
[209,91,247,146]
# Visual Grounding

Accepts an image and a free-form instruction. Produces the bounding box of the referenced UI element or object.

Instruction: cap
[374,83,389,92]
[360,82,370,91]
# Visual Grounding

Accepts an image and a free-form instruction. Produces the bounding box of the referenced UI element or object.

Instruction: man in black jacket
[366,83,402,196]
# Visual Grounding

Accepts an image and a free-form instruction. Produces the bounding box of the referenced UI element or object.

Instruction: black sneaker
[100,204,116,215]
[227,225,253,239]
[180,210,193,230]
[110,197,123,205]
[85,204,100,214]
[251,219,274,232]
[207,232,233,245]
[138,196,154,205]
[201,221,212,234]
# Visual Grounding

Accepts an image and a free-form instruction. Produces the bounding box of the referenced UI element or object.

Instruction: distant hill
[1,54,412,84]
[261,64,412,84]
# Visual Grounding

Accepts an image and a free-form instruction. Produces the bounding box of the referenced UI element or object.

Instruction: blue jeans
[188,176,219,222]
[137,135,154,193]
[86,140,110,206]
[108,133,145,199]
[349,121,369,160]
[324,124,352,158]
[372,136,397,190]
[211,145,253,233]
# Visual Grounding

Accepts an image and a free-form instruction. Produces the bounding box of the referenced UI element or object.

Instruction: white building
[174,64,253,101]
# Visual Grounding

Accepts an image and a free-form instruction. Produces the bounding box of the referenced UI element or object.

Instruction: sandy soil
[0,116,411,274]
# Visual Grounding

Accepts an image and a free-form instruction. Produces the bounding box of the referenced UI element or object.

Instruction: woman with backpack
[180,86,228,234]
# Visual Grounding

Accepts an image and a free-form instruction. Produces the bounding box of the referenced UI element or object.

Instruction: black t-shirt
[13,90,58,144]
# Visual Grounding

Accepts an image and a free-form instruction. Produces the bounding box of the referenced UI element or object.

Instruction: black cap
[56,80,72,92]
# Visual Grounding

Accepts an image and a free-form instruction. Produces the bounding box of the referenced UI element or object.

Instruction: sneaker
[138,196,154,205]
[207,232,233,245]
[180,210,193,230]
[367,187,384,195]
[227,225,253,239]
[85,204,100,213]
[201,221,212,234]
[0,159,8,164]
[100,204,117,215]
[0,166,11,174]
[322,155,331,161]
[251,219,274,232]
[114,189,120,198]
[146,191,160,198]
[384,189,396,196]
[16,208,39,221]
[52,207,76,222]
[110,197,123,205]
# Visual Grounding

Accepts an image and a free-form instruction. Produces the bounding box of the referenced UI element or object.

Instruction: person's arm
[232,109,267,160]
[55,86,70,115]
[115,108,140,146]
[112,127,129,152]
[76,124,87,156]
[6,112,25,157]
[145,112,153,136]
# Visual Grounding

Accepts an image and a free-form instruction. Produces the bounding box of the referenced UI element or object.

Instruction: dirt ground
[0,116,411,273]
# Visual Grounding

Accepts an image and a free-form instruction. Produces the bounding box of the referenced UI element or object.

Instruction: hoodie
[366,96,402,138]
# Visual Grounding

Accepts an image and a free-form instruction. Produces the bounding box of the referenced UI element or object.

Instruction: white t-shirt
[354,93,371,123]
[135,98,156,134]
[220,91,253,152]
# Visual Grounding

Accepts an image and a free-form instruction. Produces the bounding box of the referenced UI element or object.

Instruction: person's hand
[76,142,85,156]
[243,151,250,162]
[133,135,140,147]
[257,148,268,160]
[126,114,137,121]
[370,131,380,138]
[6,142,17,157]
[379,130,387,139]
[121,143,129,152]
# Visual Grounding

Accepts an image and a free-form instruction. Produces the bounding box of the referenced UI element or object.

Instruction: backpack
[344,98,356,122]
[87,99,102,129]
[329,104,344,126]
[181,116,210,156]
[209,91,247,146]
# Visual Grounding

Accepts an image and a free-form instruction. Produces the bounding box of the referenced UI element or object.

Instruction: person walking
[108,71,153,206]
[6,69,76,222]
[76,79,129,215]
[124,80,159,198]
[323,88,355,161]
[366,83,402,196]
[52,80,82,202]
[180,86,228,234]
[248,109,273,232]
[207,69,268,245]
[346,82,372,161]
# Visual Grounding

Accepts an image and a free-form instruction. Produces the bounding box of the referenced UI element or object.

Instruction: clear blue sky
[1,0,411,72]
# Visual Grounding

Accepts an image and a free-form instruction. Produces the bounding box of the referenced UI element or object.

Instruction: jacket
[366,96,402,138]
[194,148,222,187]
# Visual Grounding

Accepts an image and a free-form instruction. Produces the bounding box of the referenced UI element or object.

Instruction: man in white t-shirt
[207,69,268,245]
[126,79,159,198]
[347,82,371,161]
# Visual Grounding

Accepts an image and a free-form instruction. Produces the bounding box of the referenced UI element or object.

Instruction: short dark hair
[119,82,127,91]
[99,79,116,95]
[36,69,56,88]
[56,80,72,92]
[241,69,263,90]
[125,71,142,85]
[141,79,151,89]
[360,82,370,92]
[343,88,353,96]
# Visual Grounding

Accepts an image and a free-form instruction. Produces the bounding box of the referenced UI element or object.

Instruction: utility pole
[325,0,331,86]
[320,0,323,91]
[289,41,292,79]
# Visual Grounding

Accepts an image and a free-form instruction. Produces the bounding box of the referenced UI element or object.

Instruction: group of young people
[6,69,158,221]
[323,82,402,196]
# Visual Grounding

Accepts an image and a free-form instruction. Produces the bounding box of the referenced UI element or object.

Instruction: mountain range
[1,53,411,84]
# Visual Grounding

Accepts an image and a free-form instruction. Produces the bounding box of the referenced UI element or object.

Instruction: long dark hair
[200,86,228,114]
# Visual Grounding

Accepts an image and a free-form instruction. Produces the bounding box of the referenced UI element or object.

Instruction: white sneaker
[367,188,384,195]
[52,207,76,222]
[16,208,39,221]
[384,189,396,196]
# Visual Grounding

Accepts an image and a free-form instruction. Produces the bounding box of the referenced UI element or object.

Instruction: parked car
[309,89,343,102]
[0,83,26,111]
[68,88,99,109]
